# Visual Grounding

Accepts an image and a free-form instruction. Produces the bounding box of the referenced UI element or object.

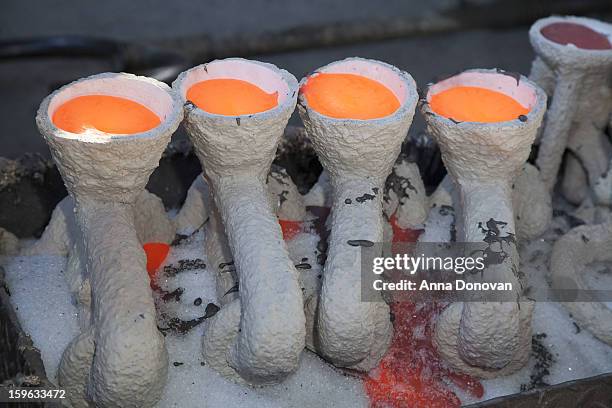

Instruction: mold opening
[179,59,292,115]
[314,59,410,106]
[426,71,538,123]
[47,75,174,128]
[540,21,611,50]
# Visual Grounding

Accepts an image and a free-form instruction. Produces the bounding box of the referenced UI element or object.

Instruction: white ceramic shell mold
[173,58,305,385]
[422,69,546,376]
[23,190,176,346]
[298,57,418,370]
[530,16,612,201]
[36,73,183,407]
[550,222,612,346]
[268,165,307,222]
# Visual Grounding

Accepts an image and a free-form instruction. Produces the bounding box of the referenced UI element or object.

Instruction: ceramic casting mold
[408,162,551,246]
[35,73,183,407]
[173,167,321,384]
[175,157,438,380]
[382,156,429,229]
[298,57,418,370]
[422,69,547,377]
[0,227,19,256]
[529,16,612,203]
[25,189,176,328]
[173,58,306,385]
[549,222,612,346]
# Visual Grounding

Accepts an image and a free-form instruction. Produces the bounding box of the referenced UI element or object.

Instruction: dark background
[1,0,611,159]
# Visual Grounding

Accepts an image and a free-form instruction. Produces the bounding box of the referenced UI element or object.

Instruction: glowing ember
[389,213,423,244]
[300,73,400,119]
[52,95,161,134]
[429,87,529,123]
[143,242,171,280]
[541,22,611,50]
[279,219,303,241]
[364,219,483,408]
[187,79,278,116]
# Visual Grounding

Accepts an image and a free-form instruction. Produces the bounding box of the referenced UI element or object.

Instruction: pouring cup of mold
[529,16,612,198]
[36,72,183,406]
[173,58,306,385]
[298,57,418,370]
[421,68,547,377]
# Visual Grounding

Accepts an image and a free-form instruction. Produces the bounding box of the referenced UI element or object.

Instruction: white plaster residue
[303,170,332,208]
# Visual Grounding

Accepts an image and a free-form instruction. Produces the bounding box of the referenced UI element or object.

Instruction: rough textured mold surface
[549,222,612,346]
[0,227,19,255]
[512,163,552,241]
[530,16,612,203]
[174,58,305,385]
[173,173,210,237]
[25,190,175,257]
[422,69,546,376]
[268,165,306,221]
[382,156,428,229]
[36,72,183,407]
[594,157,612,206]
[172,169,318,385]
[427,163,552,243]
[298,57,418,370]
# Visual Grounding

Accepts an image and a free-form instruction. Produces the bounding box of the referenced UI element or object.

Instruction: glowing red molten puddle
[144,242,170,280]
[364,214,483,408]
[279,219,303,240]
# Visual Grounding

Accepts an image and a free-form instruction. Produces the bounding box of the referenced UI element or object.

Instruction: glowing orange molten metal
[143,242,170,280]
[429,86,529,123]
[53,95,161,134]
[187,79,278,116]
[364,216,483,408]
[541,22,611,50]
[300,73,400,119]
